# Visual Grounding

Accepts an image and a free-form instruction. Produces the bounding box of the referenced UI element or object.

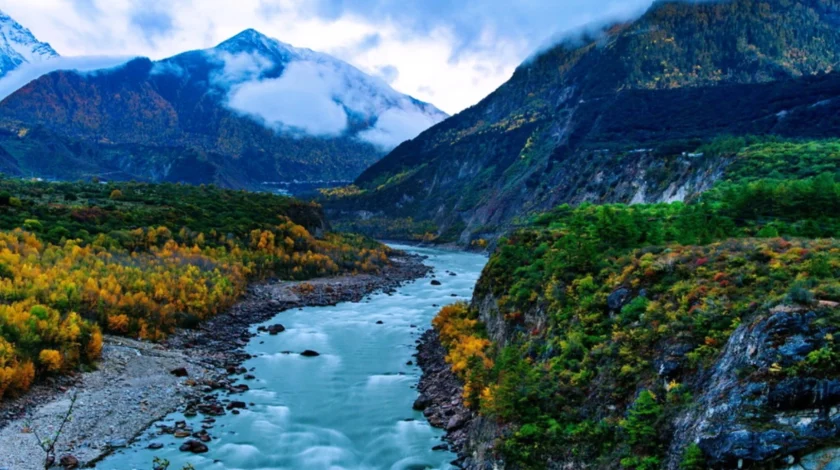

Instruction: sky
[1,0,655,115]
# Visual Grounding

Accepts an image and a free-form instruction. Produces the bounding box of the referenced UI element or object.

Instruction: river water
[98,245,487,470]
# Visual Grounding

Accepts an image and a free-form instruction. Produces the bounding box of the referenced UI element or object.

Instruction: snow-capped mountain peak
[0,9,59,78]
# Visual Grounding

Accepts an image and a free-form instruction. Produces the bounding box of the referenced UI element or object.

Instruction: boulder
[431,280,442,286]
[268,324,286,335]
[301,350,320,357]
[446,413,468,431]
[179,440,209,453]
[59,454,79,469]
[413,395,431,411]
[607,288,631,311]
[170,367,189,377]
[230,384,249,393]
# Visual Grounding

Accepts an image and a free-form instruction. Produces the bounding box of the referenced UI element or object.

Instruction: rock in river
[179,440,209,454]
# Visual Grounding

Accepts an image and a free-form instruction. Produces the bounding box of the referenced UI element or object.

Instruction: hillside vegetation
[326,0,840,244]
[432,154,840,468]
[0,179,389,400]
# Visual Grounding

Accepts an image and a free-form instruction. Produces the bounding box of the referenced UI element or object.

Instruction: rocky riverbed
[414,329,476,468]
[415,329,509,470]
[0,252,429,470]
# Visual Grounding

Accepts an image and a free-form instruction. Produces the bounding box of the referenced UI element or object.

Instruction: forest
[432,153,840,468]
[0,179,390,401]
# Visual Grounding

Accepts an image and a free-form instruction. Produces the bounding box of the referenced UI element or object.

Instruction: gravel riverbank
[0,253,430,470]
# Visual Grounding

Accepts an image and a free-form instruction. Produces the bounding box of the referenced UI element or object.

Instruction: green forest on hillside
[432,138,840,468]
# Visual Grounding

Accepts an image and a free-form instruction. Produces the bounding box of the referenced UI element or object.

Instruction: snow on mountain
[202,29,449,149]
[0,9,58,78]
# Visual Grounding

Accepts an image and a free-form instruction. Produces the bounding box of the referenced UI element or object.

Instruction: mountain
[0,29,446,189]
[0,9,58,78]
[328,0,840,243]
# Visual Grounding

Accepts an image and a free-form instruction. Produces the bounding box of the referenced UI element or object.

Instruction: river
[98,245,487,470]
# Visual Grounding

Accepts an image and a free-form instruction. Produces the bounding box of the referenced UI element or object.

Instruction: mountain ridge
[0,9,58,78]
[0,28,446,189]
[330,0,840,244]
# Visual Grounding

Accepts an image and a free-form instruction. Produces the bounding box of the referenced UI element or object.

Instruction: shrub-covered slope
[430,163,840,468]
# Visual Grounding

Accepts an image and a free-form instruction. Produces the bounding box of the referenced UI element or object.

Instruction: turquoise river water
[98,245,487,470]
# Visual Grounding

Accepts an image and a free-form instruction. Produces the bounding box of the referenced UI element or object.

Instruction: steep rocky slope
[421,167,840,468]
[328,0,840,244]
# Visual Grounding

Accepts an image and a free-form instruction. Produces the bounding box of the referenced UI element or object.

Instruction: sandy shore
[0,253,430,470]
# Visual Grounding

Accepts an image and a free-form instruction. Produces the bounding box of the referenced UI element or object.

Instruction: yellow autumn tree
[39,350,62,373]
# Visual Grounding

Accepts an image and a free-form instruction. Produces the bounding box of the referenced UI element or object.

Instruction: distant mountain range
[0,9,58,78]
[330,0,840,243]
[0,24,447,188]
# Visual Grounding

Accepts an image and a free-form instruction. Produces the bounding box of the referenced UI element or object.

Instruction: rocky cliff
[420,187,840,469]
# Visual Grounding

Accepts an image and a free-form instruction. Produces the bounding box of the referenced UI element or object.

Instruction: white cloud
[359,106,440,149]
[213,50,273,83]
[220,51,445,147]
[0,0,656,113]
[0,55,132,101]
[227,60,348,136]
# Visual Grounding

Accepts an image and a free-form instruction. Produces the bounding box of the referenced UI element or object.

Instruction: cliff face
[668,307,840,469]
[329,0,840,244]
[422,186,840,469]
[440,295,840,469]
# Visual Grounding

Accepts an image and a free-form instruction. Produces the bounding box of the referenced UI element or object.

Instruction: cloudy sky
[2,0,654,114]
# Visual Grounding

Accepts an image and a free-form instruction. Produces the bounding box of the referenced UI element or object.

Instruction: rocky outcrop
[421,287,840,470]
[415,329,508,469]
[415,330,474,456]
[667,307,840,469]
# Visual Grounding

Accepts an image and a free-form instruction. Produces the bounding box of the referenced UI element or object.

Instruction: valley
[1,0,840,469]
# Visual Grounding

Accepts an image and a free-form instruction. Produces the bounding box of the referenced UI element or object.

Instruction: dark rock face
[607,288,632,311]
[668,308,840,469]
